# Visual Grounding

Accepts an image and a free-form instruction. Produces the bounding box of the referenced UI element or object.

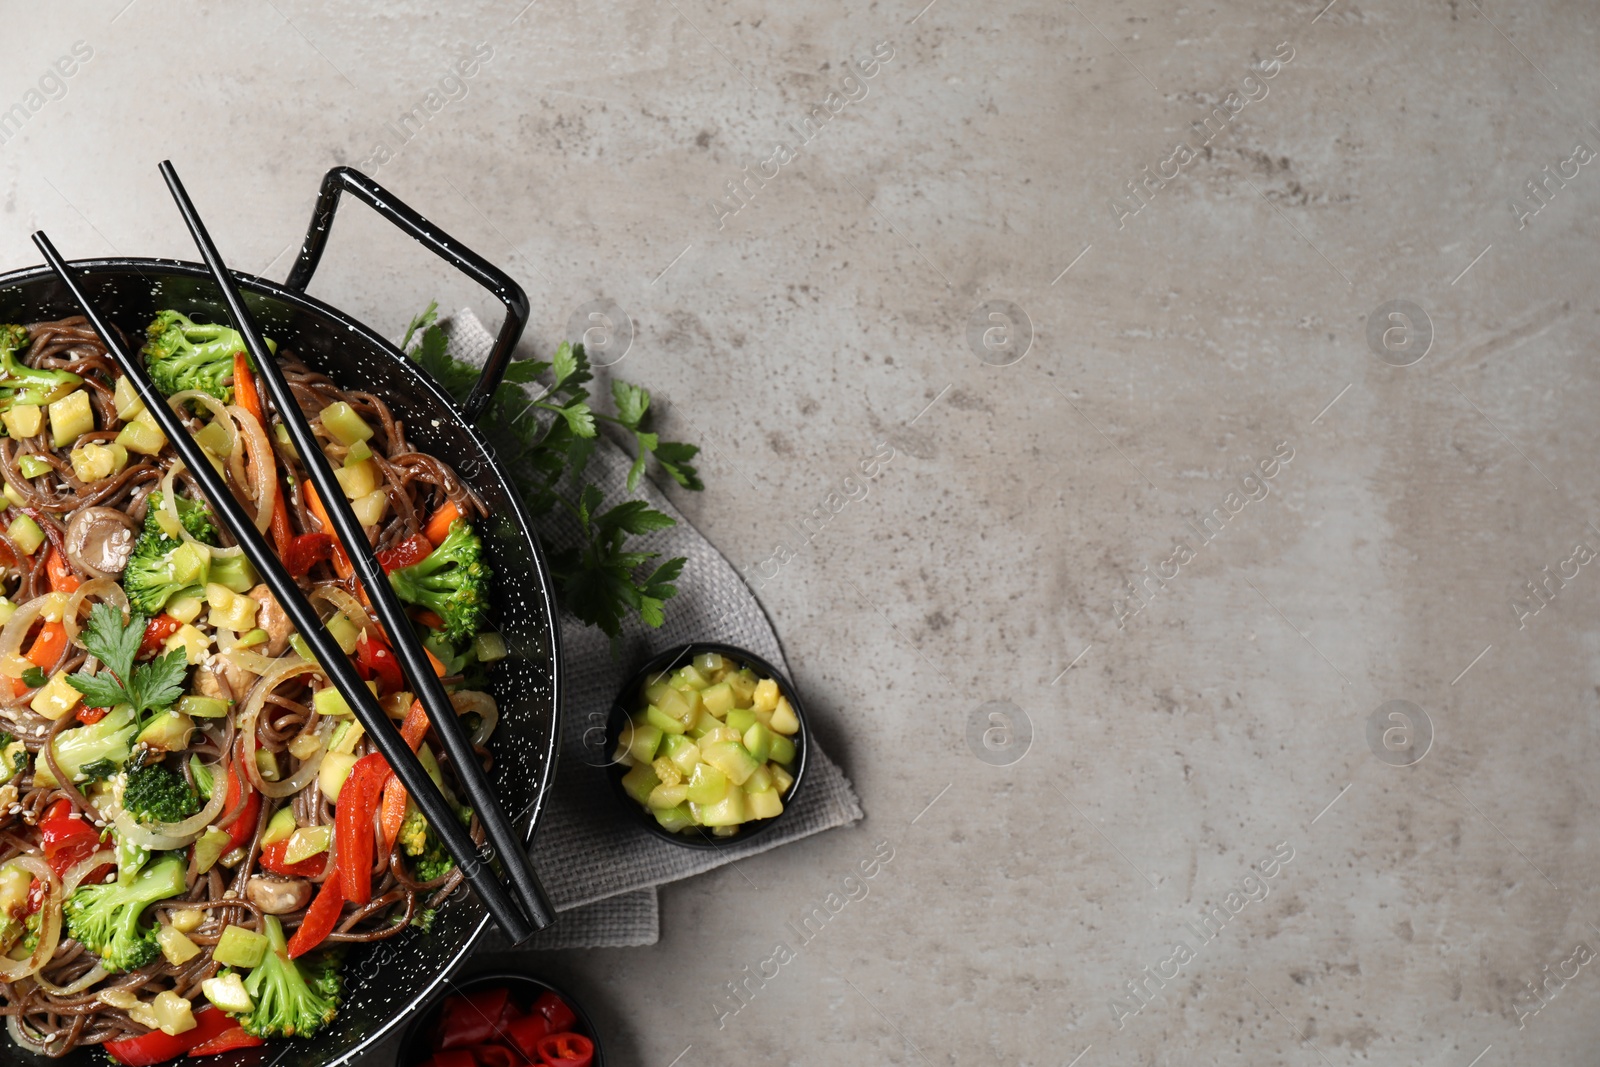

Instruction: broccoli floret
[406,805,474,883]
[17,910,41,955]
[387,521,491,643]
[122,532,211,616]
[142,491,218,545]
[397,808,429,857]
[121,761,198,825]
[0,322,81,413]
[63,852,185,973]
[32,707,137,788]
[237,916,341,1039]
[141,311,267,404]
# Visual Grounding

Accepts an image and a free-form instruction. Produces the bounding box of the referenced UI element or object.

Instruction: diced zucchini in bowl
[612,646,804,842]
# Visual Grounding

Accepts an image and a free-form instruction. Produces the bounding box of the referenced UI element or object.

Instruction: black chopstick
[31,230,540,944]
[155,161,555,934]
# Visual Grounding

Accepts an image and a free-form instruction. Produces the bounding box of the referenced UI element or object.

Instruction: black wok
[3,168,562,1067]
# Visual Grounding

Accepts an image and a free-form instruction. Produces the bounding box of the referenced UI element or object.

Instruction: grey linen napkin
[438,310,863,950]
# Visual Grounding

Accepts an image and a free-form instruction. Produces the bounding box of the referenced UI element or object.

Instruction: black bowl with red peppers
[395,973,604,1067]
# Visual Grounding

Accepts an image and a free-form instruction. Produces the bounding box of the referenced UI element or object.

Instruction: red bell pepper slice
[185,1026,265,1058]
[377,533,432,574]
[286,874,344,958]
[335,752,389,904]
[355,632,405,695]
[220,761,261,855]
[468,1046,517,1067]
[138,614,183,660]
[531,993,577,1035]
[423,1053,480,1067]
[505,1013,554,1059]
[283,532,335,578]
[75,705,109,725]
[435,987,511,1049]
[257,838,329,879]
[39,800,105,879]
[536,1032,594,1067]
[105,1006,237,1066]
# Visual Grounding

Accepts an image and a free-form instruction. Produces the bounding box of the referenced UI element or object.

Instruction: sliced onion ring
[112,762,231,851]
[0,855,62,981]
[227,404,276,534]
[33,962,107,996]
[240,657,334,798]
[64,578,130,648]
[451,690,499,747]
[309,584,371,634]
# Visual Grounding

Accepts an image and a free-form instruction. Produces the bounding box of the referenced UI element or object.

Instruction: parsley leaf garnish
[66,603,188,723]
[403,303,703,640]
[20,666,46,689]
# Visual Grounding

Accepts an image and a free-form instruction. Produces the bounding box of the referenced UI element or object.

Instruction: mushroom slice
[64,506,140,580]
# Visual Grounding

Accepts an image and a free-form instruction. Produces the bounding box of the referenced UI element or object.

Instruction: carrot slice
[303,480,353,579]
[423,500,461,546]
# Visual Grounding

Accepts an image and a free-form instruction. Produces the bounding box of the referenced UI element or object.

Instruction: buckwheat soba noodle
[0,314,502,1058]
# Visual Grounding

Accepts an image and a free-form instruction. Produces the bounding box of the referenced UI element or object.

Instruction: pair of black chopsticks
[31,161,552,942]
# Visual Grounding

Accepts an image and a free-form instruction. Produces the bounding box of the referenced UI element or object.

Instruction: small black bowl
[393,971,605,1067]
[605,642,809,849]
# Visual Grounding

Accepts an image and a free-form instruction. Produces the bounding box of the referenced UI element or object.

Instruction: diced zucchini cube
[654,803,696,833]
[769,734,796,766]
[661,734,700,777]
[746,789,784,820]
[684,762,728,805]
[700,740,760,786]
[694,789,748,827]
[213,925,268,969]
[699,681,735,716]
[752,678,780,713]
[645,704,687,735]
[621,762,661,806]
[623,718,663,765]
[725,708,757,733]
[48,390,94,448]
[647,783,688,810]
[743,723,773,763]
[769,696,800,736]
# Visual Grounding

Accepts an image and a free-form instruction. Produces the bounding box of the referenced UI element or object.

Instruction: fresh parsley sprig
[66,603,187,722]
[401,303,702,639]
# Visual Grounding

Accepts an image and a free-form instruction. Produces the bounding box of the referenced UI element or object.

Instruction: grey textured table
[7,1,1600,1063]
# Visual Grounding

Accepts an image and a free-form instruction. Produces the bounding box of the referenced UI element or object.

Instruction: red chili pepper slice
[39,800,105,879]
[531,993,577,1035]
[185,1025,266,1058]
[105,1006,237,1066]
[505,1013,554,1059]
[535,1032,594,1067]
[355,632,405,695]
[377,533,432,575]
[335,752,390,904]
[257,838,329,879]
[138,614,183,660]
[435,987,511,1049]
[283,532,336,578]
[286,873,344,958]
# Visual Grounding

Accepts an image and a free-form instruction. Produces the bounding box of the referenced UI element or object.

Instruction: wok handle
[284,166,526,422]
